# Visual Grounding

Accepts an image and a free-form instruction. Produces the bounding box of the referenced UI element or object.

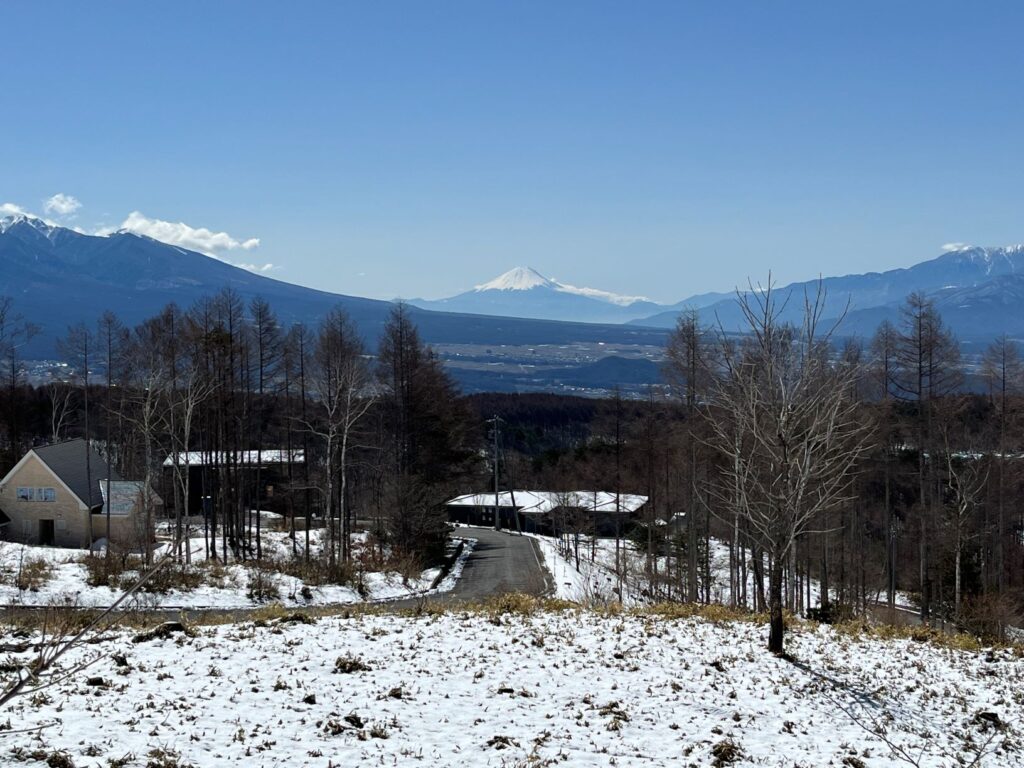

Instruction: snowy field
[0,532,475,609]
[1,608,1020,767]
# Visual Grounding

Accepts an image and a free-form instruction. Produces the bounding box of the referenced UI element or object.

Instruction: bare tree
[893,292,961,620]
[121,324,169,565]
[705,278,873,654]
[97,311,128,559]
[870,319,900,614]
[46,381,75,443]
[665,309,717,602]
[305,308,376,565]
[59,324,96,549]
[0,297,38,466]
[980,335,1021,597]
[168,334,218,564]
[942,438,988,619]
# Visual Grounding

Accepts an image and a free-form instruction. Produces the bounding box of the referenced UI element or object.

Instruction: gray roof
[33,439,122,509]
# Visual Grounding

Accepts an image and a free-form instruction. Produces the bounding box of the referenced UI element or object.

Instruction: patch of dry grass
[12,557,54,592]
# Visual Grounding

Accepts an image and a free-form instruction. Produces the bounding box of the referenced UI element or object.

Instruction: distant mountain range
[415,249,1024,341]
[410,266,684,324]
[3,213,1022,398]
[0,215,668,363]
[634,244,1024,340]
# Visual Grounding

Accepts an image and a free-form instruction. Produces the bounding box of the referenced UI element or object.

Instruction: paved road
[438,527,550,602]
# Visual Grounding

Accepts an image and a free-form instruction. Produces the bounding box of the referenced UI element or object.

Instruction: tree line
[471,284,1024,652]
[0,292,476,574]
[1,281,1021,653]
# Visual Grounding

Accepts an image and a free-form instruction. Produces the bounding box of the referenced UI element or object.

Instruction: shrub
[334,653,372,673]
[117,565,203,595]
[481,592,543,616]
[832,619,986,652]
[83,554,138,588]
[273,556,354,587]
[45,752,75,768]
[711,739,742,766]
[959,594,1024,643]
[638,602,758,624]
[246,568,281,602]
[14,557,53,591]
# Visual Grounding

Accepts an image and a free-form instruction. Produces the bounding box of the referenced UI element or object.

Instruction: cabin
[0,439,160,550]
[161,449,306,519]
[446,490,648,536]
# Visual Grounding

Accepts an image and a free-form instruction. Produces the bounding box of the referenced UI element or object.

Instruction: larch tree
[377,303,474,564]
[306,307,375,566]
[664,309,718,603]
[980,335,1021,597]
[892,291,961,619]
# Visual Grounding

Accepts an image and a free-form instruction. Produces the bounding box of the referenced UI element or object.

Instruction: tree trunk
[768,560,785,654]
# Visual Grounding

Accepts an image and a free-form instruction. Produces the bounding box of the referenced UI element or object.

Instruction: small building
[161,449,306,519]
[0,439,160,549]
[446,490,648,536]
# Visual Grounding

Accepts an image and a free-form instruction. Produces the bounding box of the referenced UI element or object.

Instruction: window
[16,487,55,502]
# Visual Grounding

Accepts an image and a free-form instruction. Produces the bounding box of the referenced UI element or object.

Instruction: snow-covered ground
[0,532,475,609]
[2,609,1020,767]
[532,533,919,614]
[531,533,782,607]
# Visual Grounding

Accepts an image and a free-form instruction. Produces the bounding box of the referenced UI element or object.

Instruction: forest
[0,283,1021,648]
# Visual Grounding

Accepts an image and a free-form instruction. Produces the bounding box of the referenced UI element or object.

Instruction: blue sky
[3,1,1024,303]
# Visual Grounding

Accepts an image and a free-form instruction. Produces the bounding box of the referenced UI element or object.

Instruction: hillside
[3,604,1019,767]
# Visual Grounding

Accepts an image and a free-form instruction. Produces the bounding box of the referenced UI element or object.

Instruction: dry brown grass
[13,557,54,592]
[832,619,993,652]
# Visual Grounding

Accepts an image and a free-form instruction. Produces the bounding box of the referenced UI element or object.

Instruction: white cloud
[117,211,261,255]
[233,262,277,273]
[115,211,274,273]
[3,202,276,273]
[941,242,971,252]
[0,202,29,217]
[43,193,81,217]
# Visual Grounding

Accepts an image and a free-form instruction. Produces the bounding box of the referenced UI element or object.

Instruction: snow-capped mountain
[411,266,671,323]
[634,244,1024,339]
[0,217,669,361]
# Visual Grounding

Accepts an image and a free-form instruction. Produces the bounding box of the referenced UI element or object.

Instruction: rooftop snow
[162,450,305,467]
[446,489,647,515]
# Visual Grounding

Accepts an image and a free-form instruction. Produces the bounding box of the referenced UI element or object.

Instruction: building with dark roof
[0,439,158,549]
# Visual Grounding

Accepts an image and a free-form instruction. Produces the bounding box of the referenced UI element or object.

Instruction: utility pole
[488,415,503,531]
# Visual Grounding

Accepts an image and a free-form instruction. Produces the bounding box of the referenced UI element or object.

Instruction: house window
[17,487,56,502]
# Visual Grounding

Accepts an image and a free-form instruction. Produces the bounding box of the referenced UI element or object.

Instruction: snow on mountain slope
[413,266,666,323]
[473,266,556,292]
[473,266,651,306]
[634,244,1024,339]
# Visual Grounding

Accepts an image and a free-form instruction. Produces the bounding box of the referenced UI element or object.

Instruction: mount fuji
[410,266,675,324]
[0,216,670,365]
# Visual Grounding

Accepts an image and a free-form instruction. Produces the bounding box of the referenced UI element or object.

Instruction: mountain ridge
[411,266,670,323]
[0,216,671,365]
[632,244,1024,339]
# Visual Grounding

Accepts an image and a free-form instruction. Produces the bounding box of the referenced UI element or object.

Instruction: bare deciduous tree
[705,278,873,654]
